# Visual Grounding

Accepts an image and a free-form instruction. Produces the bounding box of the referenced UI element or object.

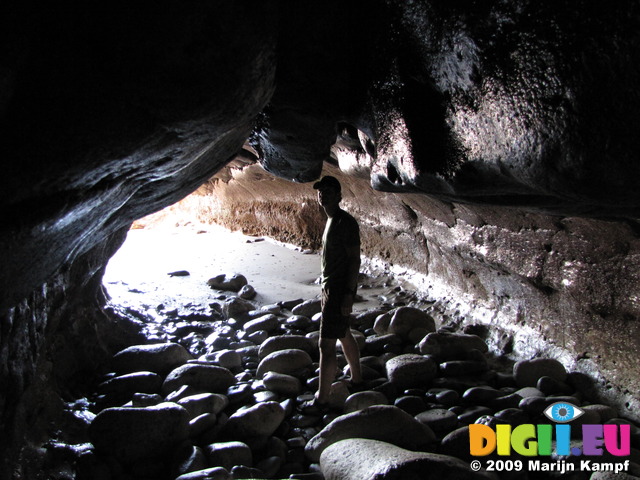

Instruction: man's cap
[313,175,341,192]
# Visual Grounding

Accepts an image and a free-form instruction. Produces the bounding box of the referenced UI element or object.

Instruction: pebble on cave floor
[43,227,640,480]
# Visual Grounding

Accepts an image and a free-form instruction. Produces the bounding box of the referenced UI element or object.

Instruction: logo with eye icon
[543,402,585,423]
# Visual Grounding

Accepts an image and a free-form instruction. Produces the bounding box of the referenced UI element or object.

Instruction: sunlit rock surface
[2,1,640,477]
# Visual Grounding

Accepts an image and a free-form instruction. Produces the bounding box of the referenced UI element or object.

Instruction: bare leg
[339,329,362,384]
[317,337,338,403]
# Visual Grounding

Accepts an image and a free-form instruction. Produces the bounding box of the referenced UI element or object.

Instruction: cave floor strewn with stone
[101,225,419,330]
[33,224,639,480]
[103,226,323,319]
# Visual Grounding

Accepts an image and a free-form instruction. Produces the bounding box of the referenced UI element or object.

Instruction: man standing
[312,175,363,406]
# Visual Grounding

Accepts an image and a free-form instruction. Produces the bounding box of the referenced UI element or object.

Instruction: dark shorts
[320,287,350,339]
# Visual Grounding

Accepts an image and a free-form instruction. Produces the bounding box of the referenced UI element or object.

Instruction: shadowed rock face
[256,1,640,214]
[0,1,278,311]
[2,1,640,477]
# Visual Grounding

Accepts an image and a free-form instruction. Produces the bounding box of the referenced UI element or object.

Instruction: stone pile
[72,274,640,480]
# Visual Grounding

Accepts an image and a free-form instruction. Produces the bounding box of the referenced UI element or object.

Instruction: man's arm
[344,244,361,294]
[341,243,361,315]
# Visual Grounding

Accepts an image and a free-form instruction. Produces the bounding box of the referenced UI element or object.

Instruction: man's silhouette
[312,175,362,405]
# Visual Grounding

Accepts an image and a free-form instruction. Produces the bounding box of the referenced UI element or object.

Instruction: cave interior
[2,1,640,479]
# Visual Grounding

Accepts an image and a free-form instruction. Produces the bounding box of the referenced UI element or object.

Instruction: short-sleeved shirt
[321,208,360,292]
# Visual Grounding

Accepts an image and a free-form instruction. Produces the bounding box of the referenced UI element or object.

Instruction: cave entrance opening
[101,214,324,345]
[100,197,412,354]
[100,136,419,350]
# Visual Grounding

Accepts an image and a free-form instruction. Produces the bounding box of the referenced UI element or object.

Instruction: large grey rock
[285,314,313,330]
[515,386,545,398]
[246,329,269,345]
[305,405,436,462]
[175,467,232,480]
[418,332,488,360]
[262,371,302,397]
[256,348,313,378]
[439,359,487,377]
[89,402,190,462]
[364,333,402,355]
[243,314,279,334]
[353,308,390,330]
[175,445,208,477]
[513,358,567,387]
[326,380,351,410]
[583,404,618,423]
[205,441,253,470]
[373,312,392,336]
[200,349,242,370]
[537,375,573,396]
[216,349,243,370]
[207,273,248,292]
[385,354,438,390]
[189,412,218,438]
[222,297,254,318]
[238,284,256,300]
[258,335,316,358]
[97,371,162,397]
[111,343,193,375]
[462,386,505,405]
[344,391,389,413]
[221,401,285,442]
[162,364,236,395]
[415,409,459,435]
[177,393,229,419]
[291,298,322,317]
[387,307,437,340]
[440,426,474,462]
[320,438,495,480]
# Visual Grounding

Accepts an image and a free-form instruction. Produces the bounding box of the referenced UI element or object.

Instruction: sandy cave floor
[102,225,415,329]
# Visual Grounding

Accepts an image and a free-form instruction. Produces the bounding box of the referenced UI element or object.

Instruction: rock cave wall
[0,227,145,478]
[169,161,640,424]
[2,1,640,477]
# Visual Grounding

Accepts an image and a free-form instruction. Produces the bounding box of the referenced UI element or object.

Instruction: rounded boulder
[385,354,438,390]
[344,391,389,413]
[162,364,236,395]
[207,273,248,292]
[205,441,253,470]
[256,349,313,378]
[244,314,279,334]
[320,438,494,480]
[387,307,436,340]
[111,343,193,375]
[97,371,162,397]
[177,393,229,419]
[418,332,488,360]
[305,405,436,462]
[291,298,322,318]
[513,358,567,387]
[258,335,316,359]
[262,371,302,397]
[89,402,190,462]
[221,401,285,442]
